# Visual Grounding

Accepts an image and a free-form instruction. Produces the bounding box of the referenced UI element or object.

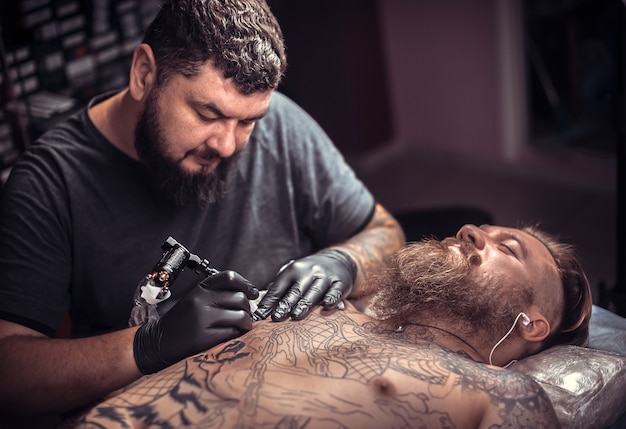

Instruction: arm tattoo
[337,203,405,296]
[75,309,559,428]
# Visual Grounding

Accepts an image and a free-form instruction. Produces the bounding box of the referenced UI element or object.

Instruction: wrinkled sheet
[513,345,626,429]
[512,305,626,429]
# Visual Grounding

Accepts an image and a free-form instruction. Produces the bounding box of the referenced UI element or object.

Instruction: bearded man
[71,223,592,429]
[0,0,404,421]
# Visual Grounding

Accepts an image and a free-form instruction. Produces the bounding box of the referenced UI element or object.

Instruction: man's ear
[129,44,157,102]
[520,306,551,343]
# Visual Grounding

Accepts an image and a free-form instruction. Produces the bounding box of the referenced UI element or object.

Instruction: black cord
[396,321,481,356]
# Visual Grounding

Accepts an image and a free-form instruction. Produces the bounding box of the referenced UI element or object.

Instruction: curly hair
[522,225,593,348]
[142,0,287,94]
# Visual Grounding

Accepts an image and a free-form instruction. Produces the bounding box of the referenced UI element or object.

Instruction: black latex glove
[252,248,357,322]
[133,270,259,374]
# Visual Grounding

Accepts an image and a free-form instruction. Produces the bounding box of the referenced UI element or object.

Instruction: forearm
[0,327,142,416]
[243,204,404,321]
[333,203,405,297]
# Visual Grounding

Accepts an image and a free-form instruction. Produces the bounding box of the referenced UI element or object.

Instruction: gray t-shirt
[0,91,375,337]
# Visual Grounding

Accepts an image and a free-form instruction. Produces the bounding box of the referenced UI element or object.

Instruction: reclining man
[73,223,592,429]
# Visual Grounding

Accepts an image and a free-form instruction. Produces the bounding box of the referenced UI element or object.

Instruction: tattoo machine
[128,236,219,327]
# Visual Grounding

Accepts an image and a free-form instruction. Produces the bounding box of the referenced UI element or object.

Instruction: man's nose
[207,121,238,158]
[456,224,486,250]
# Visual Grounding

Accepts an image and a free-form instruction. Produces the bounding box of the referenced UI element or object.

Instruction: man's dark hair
[522,226,593,349]
[142,0,287,93]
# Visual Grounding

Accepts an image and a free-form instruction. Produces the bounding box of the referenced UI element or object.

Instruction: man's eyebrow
[481,225,529,259]
[505,231,528,259]
[195,101,267,121]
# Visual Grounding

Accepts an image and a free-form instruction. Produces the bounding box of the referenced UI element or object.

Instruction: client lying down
[73,224,592,429]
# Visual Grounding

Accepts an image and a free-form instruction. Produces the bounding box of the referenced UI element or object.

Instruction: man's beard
[134,90,234,207]
[368,238,531,340]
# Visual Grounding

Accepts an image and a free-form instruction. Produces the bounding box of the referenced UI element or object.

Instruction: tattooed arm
[253,203,405,321]
[477,369,560,428]
[333,203,405,297]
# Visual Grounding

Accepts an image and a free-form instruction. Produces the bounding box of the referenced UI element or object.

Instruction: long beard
[134,90,233,207]
[368,238,531,340]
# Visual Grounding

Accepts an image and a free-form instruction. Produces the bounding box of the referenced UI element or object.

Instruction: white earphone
[521,312,531,326]
[489,312,531,366]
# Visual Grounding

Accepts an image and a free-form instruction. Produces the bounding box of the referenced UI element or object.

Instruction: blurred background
[0,0,623,315]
